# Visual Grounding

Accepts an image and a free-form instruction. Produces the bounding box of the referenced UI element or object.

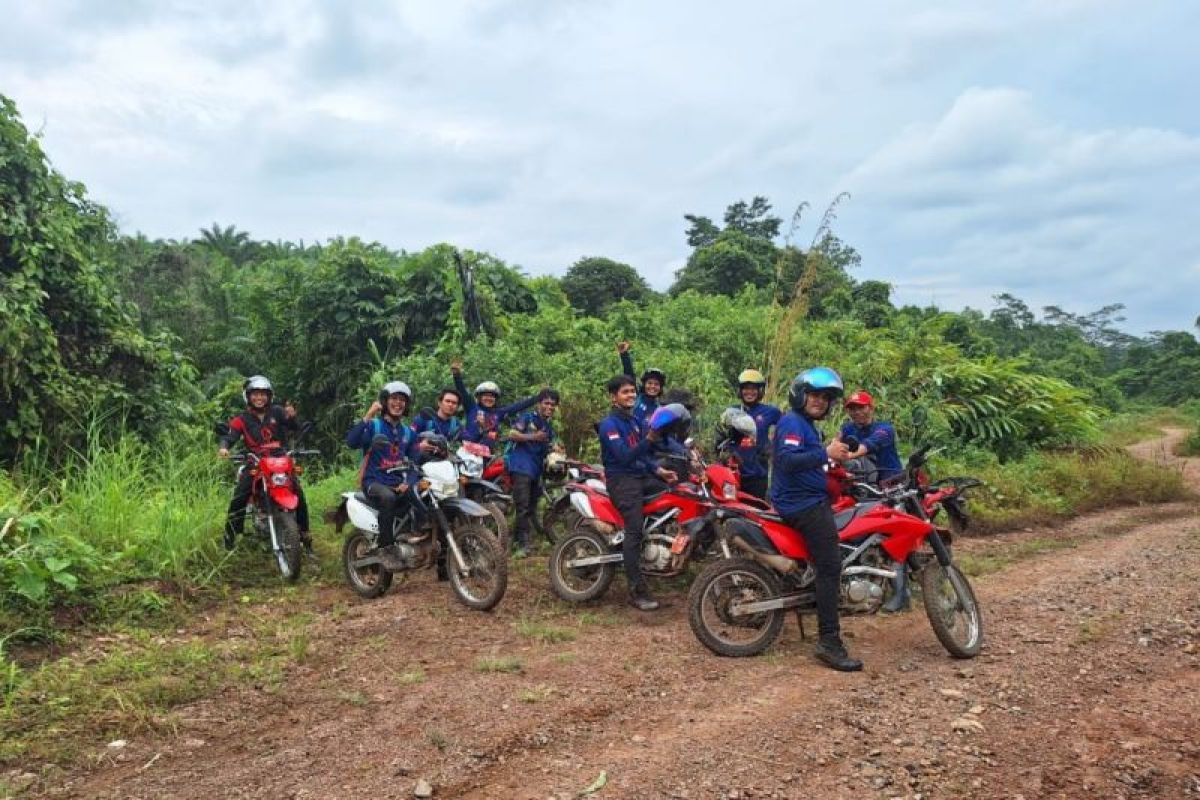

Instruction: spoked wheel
[271,511,303,583]
[342,530,394,599]
[447,524,508,611]
[548,526,616,603]
[540,494,582,545]
[481,502,511,550]
[920,561,983,658]
[688,558,784,657]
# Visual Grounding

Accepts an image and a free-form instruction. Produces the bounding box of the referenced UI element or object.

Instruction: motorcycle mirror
[213,422,231,438]
[842,435,860,451]
[907,445,930,471]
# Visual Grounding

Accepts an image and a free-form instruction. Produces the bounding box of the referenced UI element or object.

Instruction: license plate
[670,533,690,554]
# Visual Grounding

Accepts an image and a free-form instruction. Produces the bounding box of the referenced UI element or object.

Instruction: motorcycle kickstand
[794,610,807,641]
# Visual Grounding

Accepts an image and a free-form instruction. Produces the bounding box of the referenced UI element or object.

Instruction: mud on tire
[342,530,394,599]
[687,558,784,657]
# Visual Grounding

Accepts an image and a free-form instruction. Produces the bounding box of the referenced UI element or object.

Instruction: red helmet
[844,390,874,409]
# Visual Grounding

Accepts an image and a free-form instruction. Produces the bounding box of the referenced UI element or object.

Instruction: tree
[195,223,257,266]
[670,230,776,297]
[560,256,651,316]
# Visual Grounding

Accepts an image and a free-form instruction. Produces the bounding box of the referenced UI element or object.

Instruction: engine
[840,547,889,613]
[640,522,682,573]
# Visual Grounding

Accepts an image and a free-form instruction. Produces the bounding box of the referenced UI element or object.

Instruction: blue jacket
[840,420,903,479]
[769,412,830,516]
[412,411,463,442]
[454,371,538,448]
[346,416,421,489]
[597,408,655,477]
[620,350,660,426]
[506,411,555,478]
[732,402,782,480]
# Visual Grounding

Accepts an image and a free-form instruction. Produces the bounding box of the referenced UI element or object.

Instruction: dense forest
[3,93,1198,611]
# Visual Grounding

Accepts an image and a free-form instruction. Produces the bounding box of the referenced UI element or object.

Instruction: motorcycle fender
[268,484,299,511]
[469,478,507,496]
[345,494,380,533]
[724,518,779,554]
[440,496,489,519]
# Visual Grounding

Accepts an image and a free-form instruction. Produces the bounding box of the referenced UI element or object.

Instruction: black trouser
[740,474,768,501]
[606,473,668,590]
[783,502,842,639]
[511,473,539,549]
[365,482,426,548]
[225,470,310,539]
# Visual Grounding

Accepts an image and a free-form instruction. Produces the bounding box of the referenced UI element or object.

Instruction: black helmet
[787,367,844,418]
[640,368,667,388]
[243,375,273,406]
[417,430,450,456]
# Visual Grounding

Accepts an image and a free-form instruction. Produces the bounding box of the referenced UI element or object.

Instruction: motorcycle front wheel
[481,501,511,550]
[548,526,615,603]
[920,561,983,658]
[540,494,582,545]
[342,530,394,599]
[447,523,507,611]
[271,510,303,583]
[688,558,784,658]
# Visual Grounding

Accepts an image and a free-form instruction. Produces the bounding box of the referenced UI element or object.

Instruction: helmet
[474,381,501,400]
[640,368,667,388]
[717,407,757,445]
[788,367,844,417]
[647,403,691,440]
[378,380,413,406]
[242,375,273,406]
[844,390,875,409]
[737,368,766,389]
[417,430,450,456]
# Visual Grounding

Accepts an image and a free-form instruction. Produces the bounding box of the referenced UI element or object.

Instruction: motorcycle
[455,441,512,547]
[539,456,605,543]
[333,438,507,610]
[214,422,318,582]
[686,446,984,659]
[547,450,725,603]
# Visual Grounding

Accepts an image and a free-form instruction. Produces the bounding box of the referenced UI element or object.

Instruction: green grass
[514,619,577,644]
[398,667,426,685]
[518,684,556,703]
[475,655,523,674]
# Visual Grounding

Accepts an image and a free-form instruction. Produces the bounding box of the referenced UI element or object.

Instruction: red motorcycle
[687,446,984,659]
[216,422,319,582]
[547,452,723,603]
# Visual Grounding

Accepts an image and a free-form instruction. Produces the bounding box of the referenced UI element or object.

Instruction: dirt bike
[687,446,984,659]
[333,453,507,610]
[215,422,318,582]
[548,452,729,603]
[455,441,512,547]
[539,457,605,543]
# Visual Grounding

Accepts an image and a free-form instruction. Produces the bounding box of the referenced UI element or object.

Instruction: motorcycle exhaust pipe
[730,534,799,574]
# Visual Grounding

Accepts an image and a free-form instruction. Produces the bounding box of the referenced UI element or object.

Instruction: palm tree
[196,223,256,265]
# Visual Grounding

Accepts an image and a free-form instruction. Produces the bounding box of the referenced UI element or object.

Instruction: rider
[616,340,666,425]
[840,390,908,612]
[412,388,464,441]
[345,381,425,572]
[451,360,539,451]
[597,374,679,612]
[770,367,862,672]
[218,376,312,553]
[729,369,782,500]
[505,388,561,558]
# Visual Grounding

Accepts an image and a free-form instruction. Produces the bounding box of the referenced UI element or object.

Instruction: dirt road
[33,431,1200,799]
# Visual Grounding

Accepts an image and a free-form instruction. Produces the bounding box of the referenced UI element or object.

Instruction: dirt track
[31,431,1200,799]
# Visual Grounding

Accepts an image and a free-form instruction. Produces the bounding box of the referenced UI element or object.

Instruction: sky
[3,0,1198,334]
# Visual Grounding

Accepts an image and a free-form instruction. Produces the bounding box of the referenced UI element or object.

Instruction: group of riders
[217,342,908,672]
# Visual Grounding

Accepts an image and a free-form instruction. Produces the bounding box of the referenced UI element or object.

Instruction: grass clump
[518,684,556,703]
[475,655,523,674]
[398,667,427,685]
[514,619,576,644]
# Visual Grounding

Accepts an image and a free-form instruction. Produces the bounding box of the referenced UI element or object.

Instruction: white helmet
[474,381,501,400]
[378,381,413,405]
[243,375,274,405]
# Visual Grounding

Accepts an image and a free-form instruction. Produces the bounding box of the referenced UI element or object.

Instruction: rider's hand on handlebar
[826,440,851,463]
[395,483,410,494]
[656,467,678,483]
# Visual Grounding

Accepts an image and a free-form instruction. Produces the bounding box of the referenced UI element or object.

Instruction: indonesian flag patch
[783,434,802,446]
[607,432,620,440]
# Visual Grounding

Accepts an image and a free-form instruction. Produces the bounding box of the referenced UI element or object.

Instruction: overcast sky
[3,1,1198,334]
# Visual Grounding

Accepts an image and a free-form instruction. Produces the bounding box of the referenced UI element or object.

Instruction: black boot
[223,526,237,551]
[881,566,910,613]
[376,544,406,571]
[814,634,863,672]
[628,582,661,612]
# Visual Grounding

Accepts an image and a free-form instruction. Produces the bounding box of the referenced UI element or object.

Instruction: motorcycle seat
[834,500,882,530]
[353,491,380,510]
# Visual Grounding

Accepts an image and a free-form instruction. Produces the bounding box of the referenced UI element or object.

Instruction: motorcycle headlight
[568,467,580,480]
[271,473,289,486]
[722,483,737,501]
[463,462,483,478]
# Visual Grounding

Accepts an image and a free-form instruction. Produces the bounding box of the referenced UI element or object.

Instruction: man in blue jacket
[616,340,666,425]
[770,367,862,672]
[730,368,782,500]
[597,375,678,611]
[451,360,539,451]
[505,388,560,558]
[840,391,903,482]
[412,388,464,442]
[346,381,423,571]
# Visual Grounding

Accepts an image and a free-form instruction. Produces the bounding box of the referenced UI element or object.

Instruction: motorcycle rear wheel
[271,511,303,583]
[920,561,983,658]
[481,501,510,550]
[447,523,508,611]
[688,558,784,657]
[540,494,581,545]
[343,530,394,599]
[548,526,615,603]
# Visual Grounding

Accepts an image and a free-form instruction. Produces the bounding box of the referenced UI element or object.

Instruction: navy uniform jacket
[506,411,555,479]
[769,411,830,516]
[840,420,902,479]
[597,409,655,478]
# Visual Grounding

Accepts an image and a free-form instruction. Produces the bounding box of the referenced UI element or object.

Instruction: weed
[574,610,620,627]
[288,632,311,664]
[518,684,556,703]
[514,619,576,644]
[398,667,426,685]
[338,690,369,707]
[475,655,523,674]
[553,652,577,664]
[426,729,450,750]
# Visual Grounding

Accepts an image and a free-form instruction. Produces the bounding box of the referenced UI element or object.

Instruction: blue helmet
[788,367,844,417]
[647,403,691,440]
